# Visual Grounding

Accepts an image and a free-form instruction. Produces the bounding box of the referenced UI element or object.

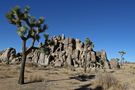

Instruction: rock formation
[0,48,17,64]
[0,35,110,69]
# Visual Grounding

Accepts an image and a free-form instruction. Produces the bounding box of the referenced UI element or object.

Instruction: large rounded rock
[38,53,45,65]
[0,48,16,64]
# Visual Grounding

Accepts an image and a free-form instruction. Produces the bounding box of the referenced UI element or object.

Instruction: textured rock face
[0,34,110,69]
[30,34,110,69]
[76,39,82,51]
[91,51,96,62]
[0,48,16,64]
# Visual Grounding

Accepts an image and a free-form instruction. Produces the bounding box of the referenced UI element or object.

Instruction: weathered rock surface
[0,35,110,69]
[0,48,16,64]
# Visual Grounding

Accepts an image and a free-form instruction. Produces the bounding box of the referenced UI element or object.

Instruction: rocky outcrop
[0,48,16,64]
[0,35,110,69]
[26,34,110,69]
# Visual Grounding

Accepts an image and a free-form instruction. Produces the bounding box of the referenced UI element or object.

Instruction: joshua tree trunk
[84,50,87,73]
[18,40,26,84]
[120,55,123,66]
[120,56,122,66]
[84,59,87,73]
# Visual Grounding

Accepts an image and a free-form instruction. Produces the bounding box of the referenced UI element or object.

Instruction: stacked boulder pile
[0,35,111,69]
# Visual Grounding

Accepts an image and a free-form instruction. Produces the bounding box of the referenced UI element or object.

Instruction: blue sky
[0,0,135,62]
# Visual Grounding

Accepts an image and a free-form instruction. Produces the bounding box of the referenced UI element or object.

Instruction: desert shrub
[95,72,128,90]
[130,66,135,69]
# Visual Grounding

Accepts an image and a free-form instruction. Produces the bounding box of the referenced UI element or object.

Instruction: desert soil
[0,63,135,90]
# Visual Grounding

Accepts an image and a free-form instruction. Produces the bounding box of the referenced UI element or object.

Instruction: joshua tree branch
[26,46,38,56]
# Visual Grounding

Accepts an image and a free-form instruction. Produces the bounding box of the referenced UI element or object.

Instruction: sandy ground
[0,63,135,90]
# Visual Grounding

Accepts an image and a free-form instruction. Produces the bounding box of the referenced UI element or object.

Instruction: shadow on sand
[24,80,43,84]
[24,74,97,90]
[69,74,95,82]
[72,74,103,90]
[74,83,103,90]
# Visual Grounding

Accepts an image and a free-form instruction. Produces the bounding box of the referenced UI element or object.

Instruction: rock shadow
[74,83,91,90]
[70,74,95,82]
[74,83,103,90]
[24,80,43,84]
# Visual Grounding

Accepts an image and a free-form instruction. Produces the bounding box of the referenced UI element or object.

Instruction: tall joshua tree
[6,6,48,84]
[118,50,126,65]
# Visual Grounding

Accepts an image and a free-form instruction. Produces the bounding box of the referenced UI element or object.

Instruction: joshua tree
[6,6,48,84]
[83,44,87,73]
[40,34,50,55]
[85,38,92,47]
[118,50,126,65]
[115,58,120,69]
[85,37,94,50]
[84,38,93,73]
[44,34,49,46]
[116,58,120,62]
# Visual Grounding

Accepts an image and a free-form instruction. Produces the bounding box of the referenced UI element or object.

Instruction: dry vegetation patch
[0,64,19,79]
[94,72,128,90]
[0,64,135,90]
[27,74,45,83]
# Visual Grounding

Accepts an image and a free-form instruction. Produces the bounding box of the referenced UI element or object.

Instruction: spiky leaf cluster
[116,58,120,62]
[6,6,48,41]
[44,34,49,41]
[43,34,54,46]
[118,51,126,56]
[85,37,93,47]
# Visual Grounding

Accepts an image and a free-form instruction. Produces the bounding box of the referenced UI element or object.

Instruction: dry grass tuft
[0,74,12,79]
[26,63,38,68]
[27,74,44,83]
[94,72,128,90]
